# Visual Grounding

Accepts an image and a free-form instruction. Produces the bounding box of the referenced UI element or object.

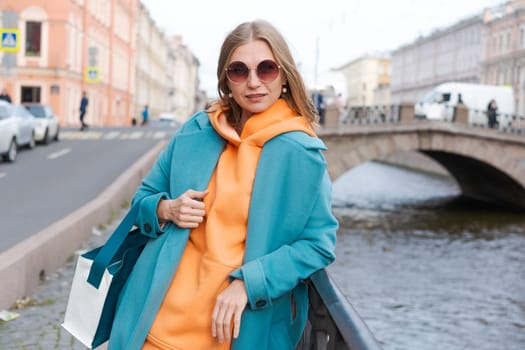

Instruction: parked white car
[24,104,60,144]
[0,100,36,162]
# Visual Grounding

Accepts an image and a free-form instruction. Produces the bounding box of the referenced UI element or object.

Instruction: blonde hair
[213,20,317,128]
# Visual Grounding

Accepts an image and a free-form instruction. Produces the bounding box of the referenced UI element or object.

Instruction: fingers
[233,306,242,339]
[212,296,240,343]
[211,280,248,343]
[186,189,208,202]
[169,189,208,228]
[211,296,228,343]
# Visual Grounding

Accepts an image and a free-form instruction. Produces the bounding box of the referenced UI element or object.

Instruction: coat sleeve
[131,135,175,238]
[230,140,338,310]
[130,112,208,238]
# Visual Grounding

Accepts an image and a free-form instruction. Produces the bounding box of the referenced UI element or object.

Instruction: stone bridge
[317,116,525,210]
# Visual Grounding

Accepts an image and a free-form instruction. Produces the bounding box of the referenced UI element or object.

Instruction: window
[25,21,41,56]
[21,86,41,103]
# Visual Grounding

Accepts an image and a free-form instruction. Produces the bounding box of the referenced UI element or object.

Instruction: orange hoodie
[143,99,315,350]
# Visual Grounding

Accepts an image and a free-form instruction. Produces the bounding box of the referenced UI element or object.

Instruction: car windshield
[25,106,46,118]
[14,105,32,117]
[0,105,10,119]
[419,91,450,104]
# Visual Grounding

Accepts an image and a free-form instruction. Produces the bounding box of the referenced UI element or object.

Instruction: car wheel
[28,132,36,149]
[53,127,60,141]
[42,128,50,145]
[3,138,17,162]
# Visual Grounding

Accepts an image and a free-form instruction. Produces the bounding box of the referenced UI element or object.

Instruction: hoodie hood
[208,99,316,147]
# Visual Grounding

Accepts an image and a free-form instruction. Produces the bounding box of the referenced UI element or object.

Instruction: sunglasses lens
[226,62,249,83]
[226,60,280,83]
[257,60,280,82]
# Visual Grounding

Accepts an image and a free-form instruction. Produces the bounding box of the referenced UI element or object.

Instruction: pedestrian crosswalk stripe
[128,131,143,139]
[83,132,104,139]
[59,130,172,140]
[103,131,120,139]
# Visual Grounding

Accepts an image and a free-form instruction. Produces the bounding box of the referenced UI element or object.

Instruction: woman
[108,20,338,350]
[487,99,498,129]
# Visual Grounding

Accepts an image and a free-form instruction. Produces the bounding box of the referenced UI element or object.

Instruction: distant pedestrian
[141,105,149,125]
[79,91,89,131]
[487,99,498,129]
[0,88,12,103]
[313,91,325,124]
[334,93,345,119]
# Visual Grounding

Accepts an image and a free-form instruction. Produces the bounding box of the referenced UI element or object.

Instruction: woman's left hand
[211,279,248,343]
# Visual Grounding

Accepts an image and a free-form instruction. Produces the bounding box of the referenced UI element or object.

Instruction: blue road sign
[0,28,20,52]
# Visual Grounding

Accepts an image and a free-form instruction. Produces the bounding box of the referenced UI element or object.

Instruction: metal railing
[340,105,400,125]
[339,104,525,135]
[296,269,382,350]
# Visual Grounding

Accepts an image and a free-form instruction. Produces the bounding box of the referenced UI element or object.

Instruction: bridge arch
[319,122,525,210]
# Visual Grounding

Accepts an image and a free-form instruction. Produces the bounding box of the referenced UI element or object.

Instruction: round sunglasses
[225,59,281,83]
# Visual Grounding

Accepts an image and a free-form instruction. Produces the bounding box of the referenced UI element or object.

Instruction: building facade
[481,0,525,116]
[134,2,171,122]
[335,54,391,107]
[168,35,200,122]
[0,0,200,127]
[390,15,484,104]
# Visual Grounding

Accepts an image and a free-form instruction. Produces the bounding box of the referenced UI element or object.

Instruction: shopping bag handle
[87,200,142,288]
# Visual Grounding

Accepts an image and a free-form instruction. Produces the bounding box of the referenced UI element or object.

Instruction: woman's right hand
[156,189,208,228]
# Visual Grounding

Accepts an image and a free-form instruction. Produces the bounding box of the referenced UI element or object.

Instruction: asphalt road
[0,126,174,252]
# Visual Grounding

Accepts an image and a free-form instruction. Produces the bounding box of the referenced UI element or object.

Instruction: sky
[141,0,506,98]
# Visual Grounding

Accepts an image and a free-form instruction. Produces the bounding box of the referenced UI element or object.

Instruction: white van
[414,82,515,127]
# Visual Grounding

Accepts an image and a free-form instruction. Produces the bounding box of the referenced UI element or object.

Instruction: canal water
[329,161,525,350]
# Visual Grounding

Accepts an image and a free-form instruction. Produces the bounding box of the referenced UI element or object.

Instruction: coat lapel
[170,121,226,197]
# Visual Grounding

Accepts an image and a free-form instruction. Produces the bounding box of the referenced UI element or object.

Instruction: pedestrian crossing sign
[84,66,101,83]
[0,28,20,52]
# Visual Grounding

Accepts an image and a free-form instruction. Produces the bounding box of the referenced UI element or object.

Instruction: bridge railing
[296,269,383,350]
[338,104,525,135]
[467,108,525,134]
[340,105,400,125]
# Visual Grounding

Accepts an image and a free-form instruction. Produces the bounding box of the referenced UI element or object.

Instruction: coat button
[255,300,266,308]
[144,223,152,233]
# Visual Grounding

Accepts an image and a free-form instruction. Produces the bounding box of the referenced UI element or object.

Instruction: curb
[0,140,167,310]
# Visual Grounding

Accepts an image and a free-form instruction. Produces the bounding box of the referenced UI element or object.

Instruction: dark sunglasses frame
[225,59,281,83]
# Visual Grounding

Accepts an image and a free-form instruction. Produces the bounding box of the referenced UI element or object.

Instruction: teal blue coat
[108,111,338,349]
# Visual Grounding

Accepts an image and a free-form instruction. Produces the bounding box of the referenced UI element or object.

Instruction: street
[0,127,174,252]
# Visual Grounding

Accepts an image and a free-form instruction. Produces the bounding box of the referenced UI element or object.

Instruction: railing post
[399,102,414,123]
[323,105,340,128]
[453,104,469,125]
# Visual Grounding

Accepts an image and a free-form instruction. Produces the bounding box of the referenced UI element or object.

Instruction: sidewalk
[0,209,125,349]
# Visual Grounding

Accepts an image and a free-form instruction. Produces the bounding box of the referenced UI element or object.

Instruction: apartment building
[335,54,391,107]
[390,15,484,104]
[168,35,200,121]
[0,0,200,127]
[389,0,525,114]
[482,0,525,115]
[134,1,170,122]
